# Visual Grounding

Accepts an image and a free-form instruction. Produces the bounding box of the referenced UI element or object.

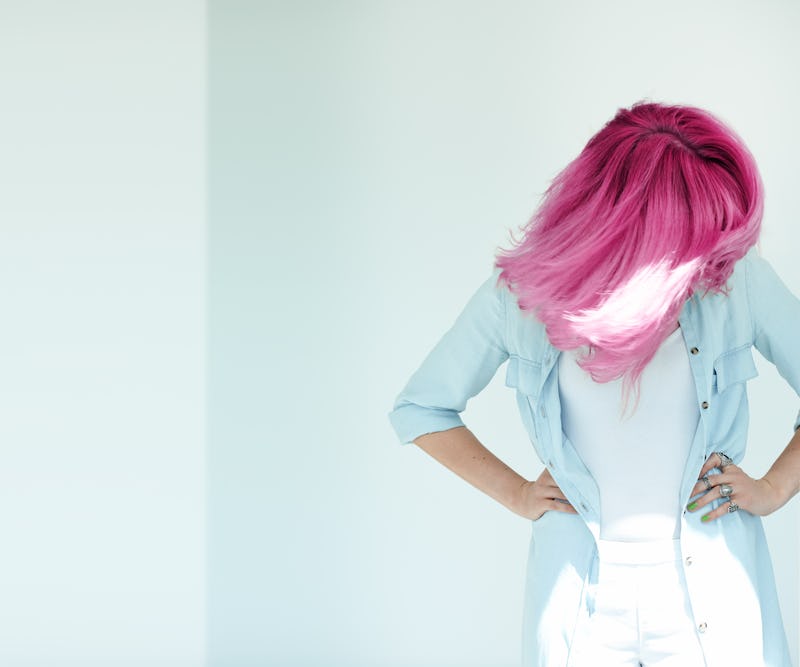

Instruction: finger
[690,472,732,498]
[697,453,722,479]
[686,492,716,513]
[699,499,738,524]
[686,480,735,513]
[690,477,711,499]
[540,478,566,492]
[539,479,570,496]
[548,500,578,514]
[546,489,571,503]
[536,486,569,503]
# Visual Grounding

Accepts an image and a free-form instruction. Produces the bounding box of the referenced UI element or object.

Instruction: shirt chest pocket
[504,354,545,438]
[712,345,759,393]
[504,354,542,400]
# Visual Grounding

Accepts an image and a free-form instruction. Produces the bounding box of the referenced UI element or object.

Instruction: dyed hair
[494,101,764,406]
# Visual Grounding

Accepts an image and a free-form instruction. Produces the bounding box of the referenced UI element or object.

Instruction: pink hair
[494,100,764,406]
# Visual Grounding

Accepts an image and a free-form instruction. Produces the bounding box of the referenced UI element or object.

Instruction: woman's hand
[686,452,783,523]
[515,467,578,521]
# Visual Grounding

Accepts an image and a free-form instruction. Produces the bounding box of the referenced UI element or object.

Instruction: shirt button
[690,346,699,355]
[540,405,547,418]
[698,622,707,633]
[701,401,709,409]
[685,556,693,566]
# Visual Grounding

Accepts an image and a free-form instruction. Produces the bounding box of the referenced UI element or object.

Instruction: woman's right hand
[515,467,578,521]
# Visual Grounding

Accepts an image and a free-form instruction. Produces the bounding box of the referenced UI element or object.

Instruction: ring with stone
[716,451,734,469]
[719,483,734,498]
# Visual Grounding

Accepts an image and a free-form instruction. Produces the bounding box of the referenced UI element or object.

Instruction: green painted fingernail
[687,501,697,511]
[701,514,710,522]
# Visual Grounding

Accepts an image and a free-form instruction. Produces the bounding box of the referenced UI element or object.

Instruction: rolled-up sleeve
[744,250,800,431]
[387,267,510,445]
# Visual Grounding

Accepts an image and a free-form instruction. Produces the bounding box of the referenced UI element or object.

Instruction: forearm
[413,426,527,515]
[762,426,800,510]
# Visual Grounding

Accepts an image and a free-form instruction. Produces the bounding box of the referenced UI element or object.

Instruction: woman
[387,101,800,667]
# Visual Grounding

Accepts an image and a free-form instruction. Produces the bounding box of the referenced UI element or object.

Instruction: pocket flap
[713,345,758,393]
[504,355,541,397]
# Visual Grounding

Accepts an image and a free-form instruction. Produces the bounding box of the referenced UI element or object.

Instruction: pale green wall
[0,2,205,665]
[208,2,800,666]
[3,2,797,665]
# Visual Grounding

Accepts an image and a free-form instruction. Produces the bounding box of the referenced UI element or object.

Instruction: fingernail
[687,501,697,511]
[701,514,710,522]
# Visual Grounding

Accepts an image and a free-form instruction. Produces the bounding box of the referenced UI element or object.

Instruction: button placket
[676,317,712,653]
[679,521,709,651]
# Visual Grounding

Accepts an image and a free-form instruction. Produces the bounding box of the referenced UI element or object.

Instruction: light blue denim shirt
[388,247,800,667]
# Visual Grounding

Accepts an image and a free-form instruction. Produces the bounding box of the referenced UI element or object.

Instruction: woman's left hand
[687,452,783,522]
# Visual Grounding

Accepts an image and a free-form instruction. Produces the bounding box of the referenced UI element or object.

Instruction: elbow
[388,402,464,445]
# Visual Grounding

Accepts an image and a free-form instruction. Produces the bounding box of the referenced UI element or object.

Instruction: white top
[557,326,700,541]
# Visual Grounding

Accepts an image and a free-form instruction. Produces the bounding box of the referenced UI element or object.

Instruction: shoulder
[492,267,549,359]
[727,246,758,293]
[695,246,800,345]
[732,246,799,314]
[698,247,759,309]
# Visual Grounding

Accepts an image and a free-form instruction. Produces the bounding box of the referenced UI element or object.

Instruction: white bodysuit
[558,325,700,541]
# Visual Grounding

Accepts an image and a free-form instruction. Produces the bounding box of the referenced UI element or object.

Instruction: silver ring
[701,476,712,490]
[719,483,734,498]
[728,502,740,513]
[716,451,734,469]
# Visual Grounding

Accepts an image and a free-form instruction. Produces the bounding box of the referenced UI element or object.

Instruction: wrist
[509,479,533,517]
[760,474,796,512]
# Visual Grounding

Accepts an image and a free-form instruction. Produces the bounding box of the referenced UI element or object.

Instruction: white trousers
[569,539,706,667]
